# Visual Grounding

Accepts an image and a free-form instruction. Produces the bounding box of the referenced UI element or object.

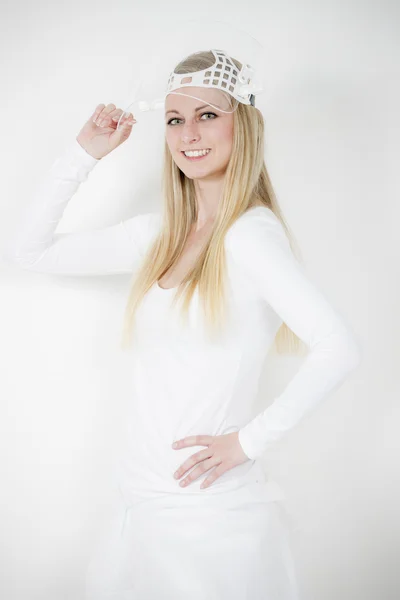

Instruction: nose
[181,122,201,145]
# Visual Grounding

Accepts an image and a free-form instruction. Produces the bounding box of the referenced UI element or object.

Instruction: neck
[193,174,224,231]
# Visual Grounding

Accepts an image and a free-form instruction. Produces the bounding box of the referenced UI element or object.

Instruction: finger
[114,115,136,133]
[100,103,116,117]
[91,103,106,122]
[108,115,136,141]
[115,115,137,127]
[110,109,123,122]
[173,435,214,449]
[100,108,123,129]
[179,457,215,486]
[200,464,225,488]
[174,449,211,479]
[111,111,137,127]
[95,103,117,127]
[109,108,128,121]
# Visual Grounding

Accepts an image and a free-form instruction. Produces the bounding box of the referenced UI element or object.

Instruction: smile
[181,149,211,161]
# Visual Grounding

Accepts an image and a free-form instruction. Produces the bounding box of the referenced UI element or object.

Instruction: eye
[166,112,218,126]
[200,112,217,120]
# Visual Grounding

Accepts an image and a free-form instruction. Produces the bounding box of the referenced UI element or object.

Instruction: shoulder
[127,210,162,231]
[121,211,162,255]
[225,206,291,256]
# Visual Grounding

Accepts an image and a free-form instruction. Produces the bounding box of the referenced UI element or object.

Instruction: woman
[4,50,361,599]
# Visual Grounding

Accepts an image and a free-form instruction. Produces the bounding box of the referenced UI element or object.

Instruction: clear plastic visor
[115,18,264,131]
[117,88,239,130]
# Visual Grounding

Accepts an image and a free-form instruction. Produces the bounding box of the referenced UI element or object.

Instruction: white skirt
[84,479,301,600]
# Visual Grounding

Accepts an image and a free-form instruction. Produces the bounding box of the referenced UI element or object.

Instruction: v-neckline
[156,280,179,292]
[154,206,265,292]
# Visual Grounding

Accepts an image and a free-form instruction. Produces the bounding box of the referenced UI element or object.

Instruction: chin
[183,167,217,179]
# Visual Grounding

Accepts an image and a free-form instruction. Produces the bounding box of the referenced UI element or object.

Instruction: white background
[0,1,398,599]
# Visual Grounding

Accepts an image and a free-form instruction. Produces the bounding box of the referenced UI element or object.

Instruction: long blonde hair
[120,50,306,356]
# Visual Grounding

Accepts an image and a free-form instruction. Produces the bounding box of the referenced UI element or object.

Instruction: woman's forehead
[165,87,229,110]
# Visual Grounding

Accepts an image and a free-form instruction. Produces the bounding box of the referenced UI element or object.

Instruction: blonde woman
[4,50,361,599]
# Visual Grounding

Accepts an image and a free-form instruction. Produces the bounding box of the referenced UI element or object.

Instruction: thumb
[109,116,135,146]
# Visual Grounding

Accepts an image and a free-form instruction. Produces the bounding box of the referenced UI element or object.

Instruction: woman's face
[164,87,234,180]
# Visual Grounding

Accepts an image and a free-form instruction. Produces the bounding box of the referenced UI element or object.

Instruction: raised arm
[225,206,362,460]
[2,139,161,275]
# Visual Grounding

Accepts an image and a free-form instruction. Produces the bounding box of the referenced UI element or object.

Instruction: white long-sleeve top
[3,139,361,504]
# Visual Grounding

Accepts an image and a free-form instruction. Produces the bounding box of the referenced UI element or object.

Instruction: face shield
[115,19,266,132]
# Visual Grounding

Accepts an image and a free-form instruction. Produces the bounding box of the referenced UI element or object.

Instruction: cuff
[50,138,101,183]
[238,427,259,461]
[71,138,101,168]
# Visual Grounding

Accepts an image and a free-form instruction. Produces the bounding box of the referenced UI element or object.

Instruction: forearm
[3,139,99,267]
[238,324,362,460]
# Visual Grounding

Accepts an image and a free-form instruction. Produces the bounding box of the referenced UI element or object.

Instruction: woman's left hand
[172,431,250,489]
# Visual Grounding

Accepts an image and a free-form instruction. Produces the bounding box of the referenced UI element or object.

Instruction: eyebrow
[165,104,211,116]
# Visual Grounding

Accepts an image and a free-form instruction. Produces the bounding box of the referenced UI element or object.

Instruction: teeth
[184,149,210,157]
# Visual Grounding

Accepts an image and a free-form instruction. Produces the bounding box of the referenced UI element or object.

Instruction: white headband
[165,49,262,107]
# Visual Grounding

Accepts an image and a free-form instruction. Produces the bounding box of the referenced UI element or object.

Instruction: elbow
[314,324,363,375]
[2,233,25,266]
[2,244,37,270]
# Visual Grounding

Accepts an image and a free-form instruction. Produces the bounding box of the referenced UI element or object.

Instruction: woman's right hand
[76,103,136,160]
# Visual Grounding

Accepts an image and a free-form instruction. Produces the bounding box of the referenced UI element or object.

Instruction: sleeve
[2,139,160,276]
[225,207,362,460]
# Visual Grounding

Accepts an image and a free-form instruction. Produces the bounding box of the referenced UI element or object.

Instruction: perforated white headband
[165,49,262,107]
